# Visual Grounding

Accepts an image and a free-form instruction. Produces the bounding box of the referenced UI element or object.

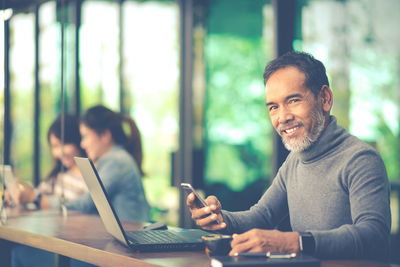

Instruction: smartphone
[180,183,208,208]
[266,252,297,259]
[181,183,221,225]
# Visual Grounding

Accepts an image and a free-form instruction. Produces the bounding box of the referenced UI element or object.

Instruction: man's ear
[319,85,333,112]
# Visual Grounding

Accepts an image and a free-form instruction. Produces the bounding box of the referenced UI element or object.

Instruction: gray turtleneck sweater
[221,116,391,261]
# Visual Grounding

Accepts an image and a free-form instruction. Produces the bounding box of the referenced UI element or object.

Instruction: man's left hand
[229,229,300,256]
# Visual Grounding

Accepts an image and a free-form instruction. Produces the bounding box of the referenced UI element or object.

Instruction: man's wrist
[283,231,301,253]
[298,232,315,255]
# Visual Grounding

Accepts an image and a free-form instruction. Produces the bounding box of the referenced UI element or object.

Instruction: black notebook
[211,254,321,267]
[74,156,210,252]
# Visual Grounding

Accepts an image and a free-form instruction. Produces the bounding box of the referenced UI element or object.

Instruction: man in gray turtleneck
[187,51,391,261]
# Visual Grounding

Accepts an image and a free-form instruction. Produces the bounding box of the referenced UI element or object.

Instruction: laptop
[0,164,19,206]
[74,156,210,252]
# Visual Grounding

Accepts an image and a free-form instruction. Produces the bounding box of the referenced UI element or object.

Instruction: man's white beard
[281,108,325,153]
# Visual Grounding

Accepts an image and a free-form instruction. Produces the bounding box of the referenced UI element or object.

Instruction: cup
[202,234,232,256]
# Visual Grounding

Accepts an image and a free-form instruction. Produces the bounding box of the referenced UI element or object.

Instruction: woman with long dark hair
[17,114,87,208]
[12,114,93,267]
[66,105,150,222]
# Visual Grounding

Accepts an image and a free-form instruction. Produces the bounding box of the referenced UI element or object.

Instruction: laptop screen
[74,157,129,246]
[74,156,210,252]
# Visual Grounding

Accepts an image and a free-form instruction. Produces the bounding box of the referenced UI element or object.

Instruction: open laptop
[74,156,210,252]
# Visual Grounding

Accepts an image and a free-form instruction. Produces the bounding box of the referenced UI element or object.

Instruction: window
[9,13,35,182]
[0,15,5,159]
[122,1,180,224]
[39,1,60,180]
[203,0,274,211]
[80,1,120,110]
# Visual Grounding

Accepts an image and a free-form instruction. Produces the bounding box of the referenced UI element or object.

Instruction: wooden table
[0,209,393,267]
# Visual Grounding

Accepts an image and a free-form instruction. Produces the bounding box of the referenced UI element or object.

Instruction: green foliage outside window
[205,35,272,191]
[9,13,35,183]
[203,0,274,211]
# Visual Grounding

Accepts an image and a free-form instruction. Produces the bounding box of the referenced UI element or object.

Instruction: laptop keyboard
[126,230,188,244]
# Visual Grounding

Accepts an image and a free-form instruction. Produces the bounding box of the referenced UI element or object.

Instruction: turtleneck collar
[296,115,348,163]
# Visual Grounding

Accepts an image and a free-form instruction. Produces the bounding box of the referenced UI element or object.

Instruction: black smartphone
[181,183,208,208]
[181,183,220,224]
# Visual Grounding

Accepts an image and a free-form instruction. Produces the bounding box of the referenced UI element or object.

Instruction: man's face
[265,66,325,152]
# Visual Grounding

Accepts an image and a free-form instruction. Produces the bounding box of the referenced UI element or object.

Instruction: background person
[12,114,94,267]
[67,104,150,222]
[15,114,87,209]
[186,51,391,261]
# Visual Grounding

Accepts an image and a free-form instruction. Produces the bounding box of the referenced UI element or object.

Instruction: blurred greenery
[204,34,273,207]
[375,113,399,181]
[203,0,274,211]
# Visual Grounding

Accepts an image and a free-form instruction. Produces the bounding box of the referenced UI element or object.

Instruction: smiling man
[187,51,391,261]
[266,65,328,152]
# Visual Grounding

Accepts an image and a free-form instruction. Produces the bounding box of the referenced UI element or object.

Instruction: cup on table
[202,234,232,256]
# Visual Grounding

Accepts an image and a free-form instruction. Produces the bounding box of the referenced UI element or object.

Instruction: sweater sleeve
[64,191,96,213]
[311,149,391,261]
[221,165,290,234]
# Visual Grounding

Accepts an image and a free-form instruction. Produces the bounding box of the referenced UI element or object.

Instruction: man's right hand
[186,193,227,231]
